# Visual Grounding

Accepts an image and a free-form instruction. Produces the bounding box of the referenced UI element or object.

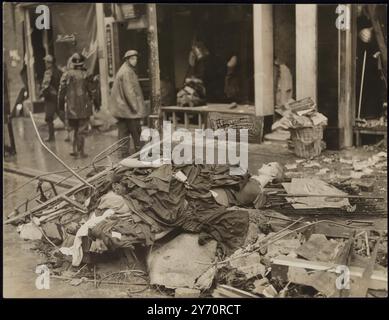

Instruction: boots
[64,128,71,142]
[45,122,55,142]
[69,136,79,157]
[78,135,88,158]
[71,133,88,158]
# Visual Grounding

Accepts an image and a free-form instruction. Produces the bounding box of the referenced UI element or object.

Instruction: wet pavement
[4,116,122,173]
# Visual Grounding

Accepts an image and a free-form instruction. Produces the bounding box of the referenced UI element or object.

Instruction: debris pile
[7,157,387,298]
[271,150,387,216]
[272,97,328,158]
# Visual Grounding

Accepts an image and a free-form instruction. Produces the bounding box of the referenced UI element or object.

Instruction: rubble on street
[3,2,387,302]
[6,148,388,298]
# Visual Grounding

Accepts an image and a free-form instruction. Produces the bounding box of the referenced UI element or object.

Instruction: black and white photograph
[2,2,388,302]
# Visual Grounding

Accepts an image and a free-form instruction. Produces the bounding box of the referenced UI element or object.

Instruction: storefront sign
[105,23,114,78]
[208,112,263,143]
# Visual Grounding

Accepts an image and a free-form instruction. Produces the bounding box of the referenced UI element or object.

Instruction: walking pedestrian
[58,53,93,158]
[39,55,64,142]
[109,50,150,158]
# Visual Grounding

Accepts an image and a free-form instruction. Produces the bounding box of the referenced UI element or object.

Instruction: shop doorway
[157,4,254,105]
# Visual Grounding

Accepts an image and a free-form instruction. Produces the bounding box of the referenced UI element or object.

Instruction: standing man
[109,50,150,158]
[58,53,92,158]
[39,55,64,142]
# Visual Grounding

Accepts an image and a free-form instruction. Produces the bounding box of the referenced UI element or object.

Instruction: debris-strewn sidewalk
[6,146,387,298]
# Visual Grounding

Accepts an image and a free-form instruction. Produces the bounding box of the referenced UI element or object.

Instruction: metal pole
[29,111,94,189]
[357,50,367,120]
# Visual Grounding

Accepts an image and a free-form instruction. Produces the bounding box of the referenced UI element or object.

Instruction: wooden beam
[253,4,274,116]
[338,4,357,148]
[296,4,318,102]
[271,255,387,291]
[147,4,161,118]
[95,4,110,115]
[24,8,37,103]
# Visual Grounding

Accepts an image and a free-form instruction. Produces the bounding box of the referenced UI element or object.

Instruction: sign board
[207,112,263,143]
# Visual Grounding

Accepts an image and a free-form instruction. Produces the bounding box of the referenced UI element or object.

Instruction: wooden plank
[271,255,387,291]
[296,4,317,102]
[95,4,110,115]
[161,104,255,115]
[338,4,357,148]
[24,8,37,103]
[253,4,274,116]
[212,285,258,298]
[184,112,189,129]
[147,4,161,116]
[172,112,177,130]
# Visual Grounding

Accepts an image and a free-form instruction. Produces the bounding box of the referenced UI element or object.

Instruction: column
[296,4,318,102]
[253,4,274,117]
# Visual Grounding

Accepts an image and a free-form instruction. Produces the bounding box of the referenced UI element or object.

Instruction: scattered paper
[362,167,373,175]
[282,178,350,209]
[174,171,188,183]
[316,168,330,175]
[17,222,42,240]
[285,163,298,170]
[340,158,353,165]
[310,113,328,126]
[229,252,266,279]
[350,171,365,179]
[303,161,321,168]
[322,157,333,163]
[111,231,122,240]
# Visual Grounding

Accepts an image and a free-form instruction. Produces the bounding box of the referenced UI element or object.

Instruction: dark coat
[58,68,93,119]
[109,62,149,119]
[40,66,62,99]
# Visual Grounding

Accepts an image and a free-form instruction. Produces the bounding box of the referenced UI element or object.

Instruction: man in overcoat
[109,50,149,158]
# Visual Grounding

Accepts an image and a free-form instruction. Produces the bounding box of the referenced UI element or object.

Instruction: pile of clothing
[58,164,271,266]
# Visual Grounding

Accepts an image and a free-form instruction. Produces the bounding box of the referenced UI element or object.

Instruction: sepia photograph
[2,2,387,302]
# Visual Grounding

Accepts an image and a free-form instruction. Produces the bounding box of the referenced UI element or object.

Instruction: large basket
[290,126,323,143]
[290,126,324,158]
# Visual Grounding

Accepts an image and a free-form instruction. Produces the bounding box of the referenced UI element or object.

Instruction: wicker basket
[290,126,323,143]
[290,126,324,158]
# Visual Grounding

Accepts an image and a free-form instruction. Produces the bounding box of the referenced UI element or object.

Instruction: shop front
[15,3,382,148]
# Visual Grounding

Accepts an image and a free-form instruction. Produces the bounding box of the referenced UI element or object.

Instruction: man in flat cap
[39,54,64,142]
[109,50,149,158]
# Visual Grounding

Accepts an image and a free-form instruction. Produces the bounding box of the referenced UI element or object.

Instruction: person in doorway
[356,5,387,119]
[109,50,150,158]
[58,53,93,158]
[224,54,240,103]
[39,55,64,142]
